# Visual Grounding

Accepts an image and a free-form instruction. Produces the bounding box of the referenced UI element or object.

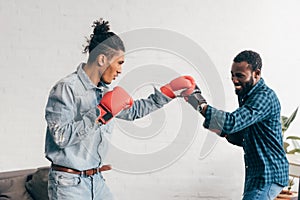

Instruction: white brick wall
[0,0,300,199]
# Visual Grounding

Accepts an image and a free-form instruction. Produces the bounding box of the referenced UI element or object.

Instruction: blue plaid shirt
[203,78,289,192]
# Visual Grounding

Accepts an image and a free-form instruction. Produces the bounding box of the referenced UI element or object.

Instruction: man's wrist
[199,103,207,116]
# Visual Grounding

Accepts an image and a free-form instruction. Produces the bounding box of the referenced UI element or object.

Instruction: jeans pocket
[267,183,283,199]
[51,170,81,187]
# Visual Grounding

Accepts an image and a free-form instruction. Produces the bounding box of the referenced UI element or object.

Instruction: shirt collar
[77,63,109,91]
[239,78,265,100]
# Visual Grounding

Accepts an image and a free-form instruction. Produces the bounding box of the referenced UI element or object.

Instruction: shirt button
[245,166,248,168]
[80,130,85,135]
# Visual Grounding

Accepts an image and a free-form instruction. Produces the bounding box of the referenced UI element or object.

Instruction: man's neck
[83,63,100,86]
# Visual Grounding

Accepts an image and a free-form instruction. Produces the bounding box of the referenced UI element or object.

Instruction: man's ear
[254,69,261,78]
[97,54,106,67]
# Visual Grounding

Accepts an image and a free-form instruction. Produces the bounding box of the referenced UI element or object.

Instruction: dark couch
[0,166,49,200]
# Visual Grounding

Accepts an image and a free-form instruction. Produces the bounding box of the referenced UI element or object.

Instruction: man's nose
[117,66,122,74]
[232,76,239,83]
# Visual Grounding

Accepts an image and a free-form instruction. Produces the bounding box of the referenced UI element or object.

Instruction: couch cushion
[0,169,36,200]
[25,167,49,200]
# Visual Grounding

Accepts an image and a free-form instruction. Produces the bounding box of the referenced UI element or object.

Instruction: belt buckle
[80,168,99,177]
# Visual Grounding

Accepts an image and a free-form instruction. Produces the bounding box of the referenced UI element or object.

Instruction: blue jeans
[242,183,283,200]
[48,169,114,200]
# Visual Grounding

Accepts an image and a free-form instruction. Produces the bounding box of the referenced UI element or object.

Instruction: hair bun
[92,18,110,35]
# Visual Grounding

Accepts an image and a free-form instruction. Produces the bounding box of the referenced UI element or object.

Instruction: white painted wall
[0,0,300,199]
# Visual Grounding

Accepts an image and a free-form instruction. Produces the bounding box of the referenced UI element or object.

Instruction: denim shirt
[45,63,171,170]
[203,78,289,191]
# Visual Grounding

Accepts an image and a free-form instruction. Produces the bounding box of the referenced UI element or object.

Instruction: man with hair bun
[45,18,195,199]
[186,50,289,200]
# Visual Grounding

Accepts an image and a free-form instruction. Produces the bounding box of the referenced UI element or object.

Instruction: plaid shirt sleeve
[203,90,272,135]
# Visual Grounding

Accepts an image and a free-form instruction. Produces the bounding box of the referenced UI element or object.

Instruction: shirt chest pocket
[75,95,97,119]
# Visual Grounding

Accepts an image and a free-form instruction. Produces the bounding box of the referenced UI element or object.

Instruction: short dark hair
[83,19,125,63]
[233,50,262,71]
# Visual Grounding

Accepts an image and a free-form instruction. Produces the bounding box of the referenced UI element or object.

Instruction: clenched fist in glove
[160,76,196,98]
[185,85,207,112]
[97,86,133,124]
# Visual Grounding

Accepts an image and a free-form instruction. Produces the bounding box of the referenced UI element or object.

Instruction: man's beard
[235,76,254,96]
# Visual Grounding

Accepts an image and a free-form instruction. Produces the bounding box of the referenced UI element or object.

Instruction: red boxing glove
[97,86,133,124]
[160,76,195,98]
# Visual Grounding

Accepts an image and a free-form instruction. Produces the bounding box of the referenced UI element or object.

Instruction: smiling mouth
[235,85,242,90]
